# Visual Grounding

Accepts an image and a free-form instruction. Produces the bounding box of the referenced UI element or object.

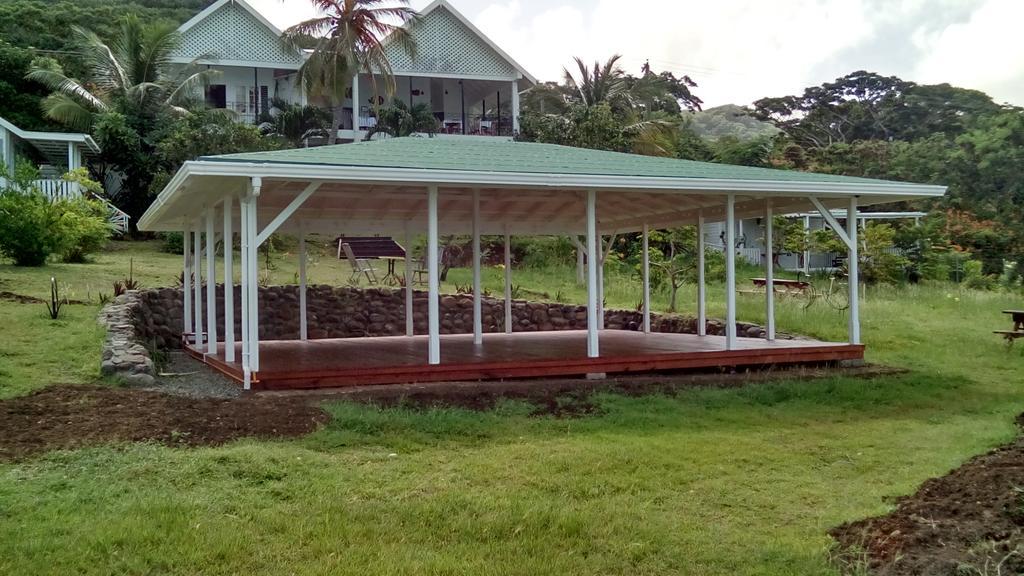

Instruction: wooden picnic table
[749,277,811,296]
[995,309,1024,345]
[1004,310,1024,331]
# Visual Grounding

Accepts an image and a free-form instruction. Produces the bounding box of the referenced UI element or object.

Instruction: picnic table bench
[748,277,811,296]
[995,309,1024,346]
[335,236,407,286]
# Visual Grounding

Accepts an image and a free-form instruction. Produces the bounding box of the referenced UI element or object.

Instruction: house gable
[170,0,305,69]
[385,1,533,82]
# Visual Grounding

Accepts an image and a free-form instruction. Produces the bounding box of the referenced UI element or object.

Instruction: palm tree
[363,98,438,140]
[562,55,630,110]
[26,15,212,131]
[283,0,418,145]
[259,97,332,147]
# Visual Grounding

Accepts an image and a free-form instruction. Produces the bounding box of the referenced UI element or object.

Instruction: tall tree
[25,16,213,227]
[283,0,417,145]
[26,15,210,131]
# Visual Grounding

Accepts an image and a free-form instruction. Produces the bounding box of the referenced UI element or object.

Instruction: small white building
[0,116,129,232]
[168,0,536,141]
[704,211,926,272]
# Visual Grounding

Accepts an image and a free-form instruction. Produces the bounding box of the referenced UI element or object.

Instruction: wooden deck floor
[188,330,864,390]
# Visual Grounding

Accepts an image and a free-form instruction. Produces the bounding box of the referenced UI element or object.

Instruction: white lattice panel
[172,2,304,67]
[385,6,517,78]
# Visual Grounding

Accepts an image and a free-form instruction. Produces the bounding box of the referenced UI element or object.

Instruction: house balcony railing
[211,101,262,125]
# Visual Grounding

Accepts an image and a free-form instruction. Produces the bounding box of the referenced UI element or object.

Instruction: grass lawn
[0,239,1022,575]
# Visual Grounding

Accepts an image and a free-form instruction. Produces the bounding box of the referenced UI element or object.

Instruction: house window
[205,84,226,109]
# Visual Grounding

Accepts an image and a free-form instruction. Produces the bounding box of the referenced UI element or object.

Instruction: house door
[205,84,226,109]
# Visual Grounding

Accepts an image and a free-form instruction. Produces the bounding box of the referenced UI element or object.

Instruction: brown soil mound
[0,291,45,304]
[0,385,330,461]
[830,416,1024,575]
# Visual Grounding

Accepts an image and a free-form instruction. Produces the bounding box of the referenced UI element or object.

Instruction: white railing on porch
[33,178,82,200]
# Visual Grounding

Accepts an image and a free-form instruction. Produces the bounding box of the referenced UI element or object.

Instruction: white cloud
[912,0,1024,105]
[242,0,1024,107]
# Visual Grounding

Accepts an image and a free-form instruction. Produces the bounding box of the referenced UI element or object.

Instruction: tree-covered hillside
[0,0,208,52]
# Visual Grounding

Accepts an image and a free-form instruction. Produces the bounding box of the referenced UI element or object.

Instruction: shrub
[161,231,184,254]
[0,165,112,266]
[0,191,63,266]
[56,197,112,263]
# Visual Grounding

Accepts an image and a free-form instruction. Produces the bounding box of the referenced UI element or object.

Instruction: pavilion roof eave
[138,160,946,233]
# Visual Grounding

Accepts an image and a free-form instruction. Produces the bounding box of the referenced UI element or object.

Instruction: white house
[168,0,536,140]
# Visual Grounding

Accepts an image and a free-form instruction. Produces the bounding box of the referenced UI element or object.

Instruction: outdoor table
[749,277,810,295]
[380,256,403,286]
[1003,310,1024,331]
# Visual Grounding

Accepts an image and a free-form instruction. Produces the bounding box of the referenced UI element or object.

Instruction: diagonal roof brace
[809,196,852,250]
[256,182,321,246]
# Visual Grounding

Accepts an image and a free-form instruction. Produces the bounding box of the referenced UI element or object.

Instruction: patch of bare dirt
[0,291,45,304]
[0,385,330,461]
[0,291,88,305]
[830,415,1024,575]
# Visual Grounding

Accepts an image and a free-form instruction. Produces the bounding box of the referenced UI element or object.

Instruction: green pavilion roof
[203,136,894,186]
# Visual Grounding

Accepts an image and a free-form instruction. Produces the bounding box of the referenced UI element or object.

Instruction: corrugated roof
[203,136,900,185]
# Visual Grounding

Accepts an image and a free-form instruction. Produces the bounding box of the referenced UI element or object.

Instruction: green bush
[161,231,184,254]
[56,197,112,263]
[0,191,64,266]
[0,169,111,266]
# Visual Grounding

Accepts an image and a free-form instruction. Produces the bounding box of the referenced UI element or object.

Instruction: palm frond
[24,69,108,114]
[40,94,96,131]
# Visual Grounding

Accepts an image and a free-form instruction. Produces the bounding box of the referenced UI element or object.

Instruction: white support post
[239,195,250,387]
[848,196,861,345]
[183,226,193,335]
[193,218,204,348]
[298,223,308,341]
[247,180,261,372]
[503,229,512,334]
[66,142,77,171]
[642,223,651,333]
[575,236,585,285]
[725,195,737,350]
[511,79,520,133]
[472,189,482,345]
[206,208,217,355]
[765,199,776,341]
[802,215,811,274]
[597,236,605,330]
[427,186,440,364]
[352,73,361,136]
[697,211,706,336]
[223,196,234,363]
[404,225,414,337]
[586,190,599,358]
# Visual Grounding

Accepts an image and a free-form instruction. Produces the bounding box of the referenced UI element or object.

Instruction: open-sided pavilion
[138,137,945,390]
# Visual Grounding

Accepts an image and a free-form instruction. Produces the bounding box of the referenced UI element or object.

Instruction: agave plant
[25,15,215,131]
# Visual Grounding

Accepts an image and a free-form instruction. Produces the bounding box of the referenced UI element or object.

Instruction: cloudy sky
[249,0,1023,108]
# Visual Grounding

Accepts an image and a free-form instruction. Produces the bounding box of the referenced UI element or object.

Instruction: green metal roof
[202,136,898,186]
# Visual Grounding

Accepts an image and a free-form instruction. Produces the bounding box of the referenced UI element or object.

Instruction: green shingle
[202,136,896,185]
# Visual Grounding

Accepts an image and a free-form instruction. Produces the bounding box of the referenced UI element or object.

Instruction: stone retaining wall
[127,286,782,349]
[99,292,156,385]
